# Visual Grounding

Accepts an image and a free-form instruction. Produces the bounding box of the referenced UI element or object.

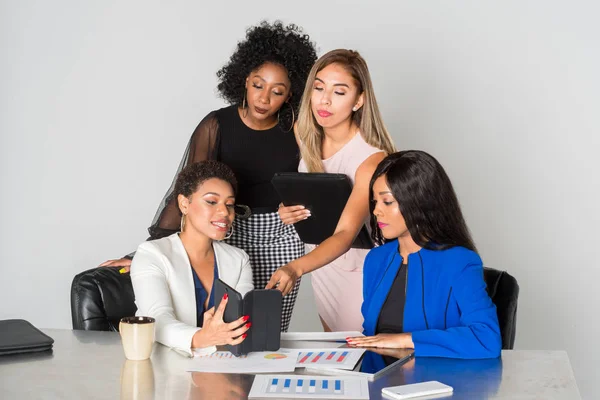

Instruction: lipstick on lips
[377,222,388,229]
[317,109,332,118]
[255,106,268,114]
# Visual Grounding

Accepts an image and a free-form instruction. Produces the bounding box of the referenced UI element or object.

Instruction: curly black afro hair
[216,21,317,129]
[175,160,238,199]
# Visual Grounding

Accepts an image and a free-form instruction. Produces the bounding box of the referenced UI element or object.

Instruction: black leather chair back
[483,267,519,349]
[70,267,137,331]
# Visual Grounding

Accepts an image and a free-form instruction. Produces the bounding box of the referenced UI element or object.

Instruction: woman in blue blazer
[347,151,501,359]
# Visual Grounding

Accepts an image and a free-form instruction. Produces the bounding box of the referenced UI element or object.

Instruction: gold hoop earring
[242,89,248,118]
[224,225,234,240]
[287,103,295,132]
[180,213,186,232]
[278,102,295,132]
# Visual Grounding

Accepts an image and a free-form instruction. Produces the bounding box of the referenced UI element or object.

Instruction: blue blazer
[362,241,501,359]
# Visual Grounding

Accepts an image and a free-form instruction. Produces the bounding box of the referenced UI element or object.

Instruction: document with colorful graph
[188,349,299,373]
[290,348,366,370]
[249,374,369,399]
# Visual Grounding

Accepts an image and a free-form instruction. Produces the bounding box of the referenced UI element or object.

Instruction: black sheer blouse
[147,106,299,239]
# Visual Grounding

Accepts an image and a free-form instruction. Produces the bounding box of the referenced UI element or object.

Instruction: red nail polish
[246,323,252,329]
[243,315,249,321]
[223,293,228,300]
[242,333,247,339]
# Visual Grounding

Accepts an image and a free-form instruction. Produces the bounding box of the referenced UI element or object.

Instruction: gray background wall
[1,1,598,397]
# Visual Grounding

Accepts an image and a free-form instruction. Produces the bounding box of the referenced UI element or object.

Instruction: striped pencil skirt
[226,211,305,331]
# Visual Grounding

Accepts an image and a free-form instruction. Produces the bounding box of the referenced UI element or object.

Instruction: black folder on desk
[213,279,281,357]
[0,319,54,356]
[271,172,374,249]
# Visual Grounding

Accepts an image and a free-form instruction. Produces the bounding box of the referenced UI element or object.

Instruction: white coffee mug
[119,316,155,361]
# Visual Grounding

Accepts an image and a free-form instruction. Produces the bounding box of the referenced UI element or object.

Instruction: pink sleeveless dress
[298,133,384,331]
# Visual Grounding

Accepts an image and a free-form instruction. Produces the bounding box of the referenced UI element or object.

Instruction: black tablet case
[0,319,54,356]
[271,172,374,249]
[213,279,282,356]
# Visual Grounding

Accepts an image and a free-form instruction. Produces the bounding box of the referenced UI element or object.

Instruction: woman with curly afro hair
[101,21,317,332]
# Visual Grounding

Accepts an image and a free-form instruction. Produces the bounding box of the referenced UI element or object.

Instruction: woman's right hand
[99,258,132,273]
[278,203,311,225]
[192,294,251,348]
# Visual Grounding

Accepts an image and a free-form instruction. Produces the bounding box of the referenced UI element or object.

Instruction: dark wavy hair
[174,160,238,200]
[216,21,317,129]
[369,150,477,252]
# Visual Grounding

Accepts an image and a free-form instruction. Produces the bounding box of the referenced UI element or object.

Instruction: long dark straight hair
[369,150,477,252]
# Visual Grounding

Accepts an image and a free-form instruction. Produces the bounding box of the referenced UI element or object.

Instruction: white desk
[0,329,581,399]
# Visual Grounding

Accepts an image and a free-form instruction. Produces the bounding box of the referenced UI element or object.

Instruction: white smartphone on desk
[382,381,453,399]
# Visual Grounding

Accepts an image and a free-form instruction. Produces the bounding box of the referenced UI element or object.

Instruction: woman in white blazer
[131,161,254,357]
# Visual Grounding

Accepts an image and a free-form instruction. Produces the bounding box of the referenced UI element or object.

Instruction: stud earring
[352,106,358,112]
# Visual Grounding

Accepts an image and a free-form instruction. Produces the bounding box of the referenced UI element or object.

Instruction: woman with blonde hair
[267,49,396,332]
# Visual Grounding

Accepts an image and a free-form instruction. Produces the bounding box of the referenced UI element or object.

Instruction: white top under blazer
[130,233,254,357]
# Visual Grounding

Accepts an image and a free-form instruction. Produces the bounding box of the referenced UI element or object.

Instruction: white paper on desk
[284,347,366,370]
[249,374,369,399]
[281,331,364,341]
[188,349,299,373]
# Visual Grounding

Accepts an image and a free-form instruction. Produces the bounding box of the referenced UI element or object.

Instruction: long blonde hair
[297,49,396,172]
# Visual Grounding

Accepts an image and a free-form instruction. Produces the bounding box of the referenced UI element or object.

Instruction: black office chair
[70,267,137,331]
[483,267,519,350]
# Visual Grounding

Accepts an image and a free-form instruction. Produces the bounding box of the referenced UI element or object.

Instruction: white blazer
[130,233,254,357]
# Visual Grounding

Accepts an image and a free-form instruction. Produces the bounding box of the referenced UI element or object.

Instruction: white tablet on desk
[304,349,414,381]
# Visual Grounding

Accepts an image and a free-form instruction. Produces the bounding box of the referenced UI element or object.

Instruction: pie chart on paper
[264,353,288,360]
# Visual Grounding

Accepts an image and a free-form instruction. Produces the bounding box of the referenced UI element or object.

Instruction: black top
[215,106,300,209]
[147,105,300,239]
[376,262,408,334]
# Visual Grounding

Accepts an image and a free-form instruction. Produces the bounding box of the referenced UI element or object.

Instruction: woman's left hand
[346,333,414,349]
[278,203,310,225]
[265,263,302,296]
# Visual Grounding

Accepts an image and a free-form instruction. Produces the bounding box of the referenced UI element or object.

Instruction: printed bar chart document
[188,350,299,373]
[304,349,415,381]
[249,374,369,399]
[291,348,366,370]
